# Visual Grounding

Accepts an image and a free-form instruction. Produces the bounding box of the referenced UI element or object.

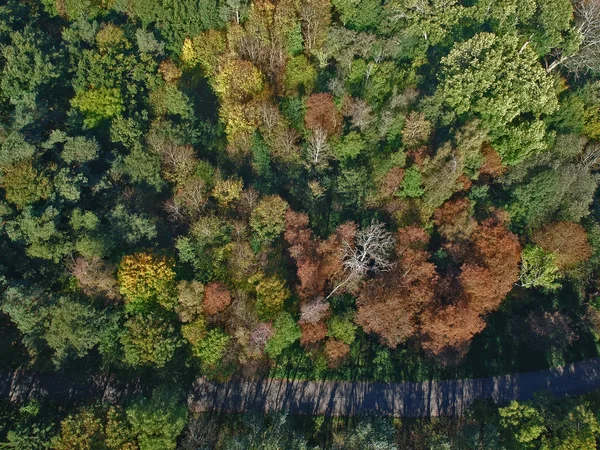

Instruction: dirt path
[3,357,600,417]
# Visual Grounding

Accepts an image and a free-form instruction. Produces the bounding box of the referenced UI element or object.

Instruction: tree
[508,165,599,230]
[202,282,232,315]
[328,314,357,345]
[118,253,177,310]
[0,27,61,127]
[548,0,600,75]
[518,246,561,290]
[0,159,51,209]
[533,221,592,269]
[324,338,350,367]
[253,274,290,319]
[191,328,231,368]
[71,87,125,128]
[121,311,181,368]
[328,220,395,299]
[52,408,104,450]
[69,256,120,301]
[331,418,398,450]
[264,313,301,358]
[304,93,341,135]
[300,321,328,346]
[250,195,289,245]
[299,0,331,53]
[45,297,106,366]
[460,219,521,312]
[127,386,187,450]
[402,111,432,148]
[356,227,437,348]
[499,400,546,448]
[175,280,204,323]
[439,32,558,164]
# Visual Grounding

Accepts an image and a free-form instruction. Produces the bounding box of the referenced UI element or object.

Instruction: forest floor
[2,357,600,418]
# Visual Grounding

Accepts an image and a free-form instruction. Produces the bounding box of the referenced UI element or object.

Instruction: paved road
[3,358,600,417]
[189,357,600,417]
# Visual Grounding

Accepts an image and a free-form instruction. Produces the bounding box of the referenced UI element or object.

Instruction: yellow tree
[118,252,177,310]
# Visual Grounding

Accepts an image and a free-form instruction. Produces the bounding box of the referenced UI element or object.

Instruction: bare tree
[342,97,373,131]
[305,127,332,167]
[580,142,600,170]
[299,297,330,324]
[327,221,396,299]
[548,0,600,74]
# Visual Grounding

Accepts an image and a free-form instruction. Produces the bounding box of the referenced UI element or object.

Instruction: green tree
[499,400,546,448]
[192,327,230,368]
[45,297,106,366]
[439,32,559,164]
[519,246,561,290]
[126,386,187,450]
[328,314,357,345]
[71,87,125,128]
[121,311,181,368]
[265,313,301,359]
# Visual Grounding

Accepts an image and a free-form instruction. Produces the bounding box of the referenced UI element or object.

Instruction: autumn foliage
[356,227,438,348]
[203,282,232,315]
[533,221,592,269]
[304,93,341,135]
[117,252,176,309]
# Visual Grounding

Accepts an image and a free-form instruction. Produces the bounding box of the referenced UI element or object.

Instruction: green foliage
[397,166,424,198]
[71,88,125,128]
[519,246,561,291]
[192,327,231,368]
[284,55,317,95]
[121,311,182,368]
[45,297,106,366]
[328,314,357,345]
[265,313,301,359]
[439,32,558,164]
[250,195,289,245]
[499,400,546,447]
[126,386,187,450]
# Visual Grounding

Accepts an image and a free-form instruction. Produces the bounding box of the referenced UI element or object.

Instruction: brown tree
[419,217,521,365]
[420,304,487,365]
[460,219,521,311]
[203,282,232,315]
[69,256,120,300]
[533,222,592,269]
[324,338,350,368]
[304,93,341,135]
[300,321,328,347]
[355,227,438,348]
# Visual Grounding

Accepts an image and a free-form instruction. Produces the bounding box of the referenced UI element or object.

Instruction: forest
[2,0,600,447]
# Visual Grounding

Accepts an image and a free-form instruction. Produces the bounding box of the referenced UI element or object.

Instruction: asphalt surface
[3,357,600,417]
[189,357,600,417]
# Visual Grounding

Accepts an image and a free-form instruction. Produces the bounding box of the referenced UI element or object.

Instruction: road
[189,357,600,417]
[2,357,600,417]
